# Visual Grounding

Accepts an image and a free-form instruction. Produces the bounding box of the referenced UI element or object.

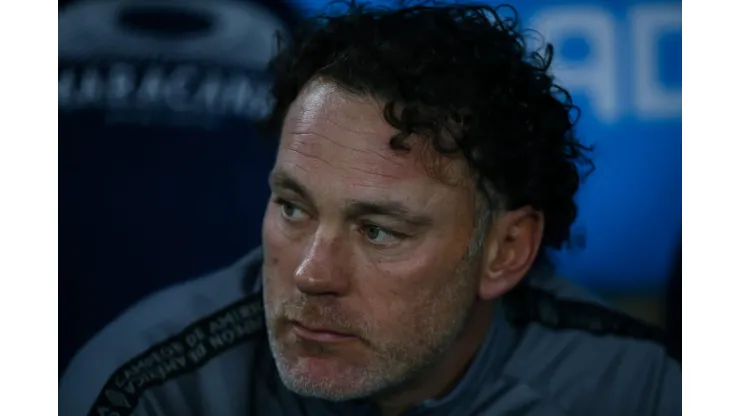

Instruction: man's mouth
[290,320,357,343]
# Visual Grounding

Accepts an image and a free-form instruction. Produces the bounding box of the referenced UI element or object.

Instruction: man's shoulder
[500,275,681,415]
[59,248,265,416]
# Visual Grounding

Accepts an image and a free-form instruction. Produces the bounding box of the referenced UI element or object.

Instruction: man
[60,2,681,415]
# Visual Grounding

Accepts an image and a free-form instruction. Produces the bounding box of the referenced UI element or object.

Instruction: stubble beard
[263,246,482,402]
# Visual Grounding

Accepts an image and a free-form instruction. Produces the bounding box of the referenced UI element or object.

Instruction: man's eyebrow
[269,170,433,227]
[268,170,313,203]
[344,200,433,228]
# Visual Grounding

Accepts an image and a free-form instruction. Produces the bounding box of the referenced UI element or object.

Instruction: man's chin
[274,353,384,402]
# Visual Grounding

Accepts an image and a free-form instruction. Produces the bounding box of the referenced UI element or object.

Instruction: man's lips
[290,320,356,343]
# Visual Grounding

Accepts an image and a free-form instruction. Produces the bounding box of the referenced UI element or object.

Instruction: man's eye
[276,199,309,222]
[361,224,402,245]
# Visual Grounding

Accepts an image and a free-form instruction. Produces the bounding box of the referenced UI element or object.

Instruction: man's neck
[374,300,495,416]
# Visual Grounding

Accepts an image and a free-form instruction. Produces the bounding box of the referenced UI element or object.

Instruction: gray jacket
[60,248,681,415]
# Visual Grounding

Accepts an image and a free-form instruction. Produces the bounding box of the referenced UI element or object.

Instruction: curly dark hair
[261,0,594,250]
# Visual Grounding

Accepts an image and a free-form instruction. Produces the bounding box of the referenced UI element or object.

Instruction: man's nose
[293,233,350,296]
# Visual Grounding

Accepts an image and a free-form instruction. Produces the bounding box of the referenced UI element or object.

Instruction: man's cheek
[262,213,289,260]
[263,235,303,288]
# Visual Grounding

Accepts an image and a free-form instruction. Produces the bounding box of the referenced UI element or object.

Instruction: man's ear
[478,206,544,300]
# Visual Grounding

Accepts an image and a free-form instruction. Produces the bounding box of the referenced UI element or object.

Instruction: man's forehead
[279,79,470,186]
[280,85,409,178]
[283,81,395,148]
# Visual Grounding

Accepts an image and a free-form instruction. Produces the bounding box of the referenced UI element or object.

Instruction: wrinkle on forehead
[286,129,406,173]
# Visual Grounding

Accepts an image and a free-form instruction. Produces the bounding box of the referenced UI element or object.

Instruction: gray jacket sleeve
[551,339,682,415]
[59,258,263,416]
[59,280,211,415]
[495,281,682,416]
[652,358,682,415]
[59,315,153,416]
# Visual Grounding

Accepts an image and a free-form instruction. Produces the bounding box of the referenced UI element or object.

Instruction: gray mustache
[280,299,368,335]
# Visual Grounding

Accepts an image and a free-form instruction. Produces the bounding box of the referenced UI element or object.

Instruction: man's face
[262,80,483,401]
